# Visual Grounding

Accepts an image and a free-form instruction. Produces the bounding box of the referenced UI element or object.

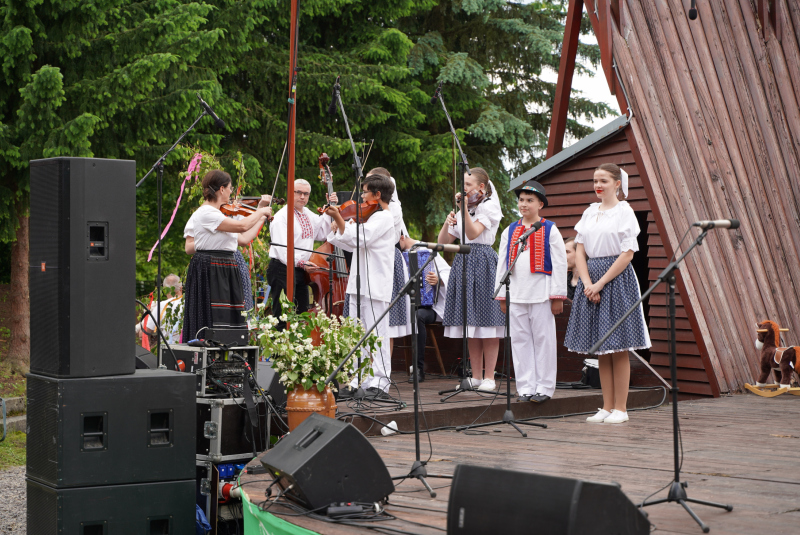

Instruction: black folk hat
[516,180,548,207]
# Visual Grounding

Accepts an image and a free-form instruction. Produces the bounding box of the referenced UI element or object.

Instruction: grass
[0,359,26,399]
[0,431,26,471]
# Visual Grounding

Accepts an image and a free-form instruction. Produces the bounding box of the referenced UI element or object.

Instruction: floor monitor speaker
[29,157,136,378]
[260,413,394,509]
[447,464,650,535]
[27,478,195,535]
[26,370,196,488]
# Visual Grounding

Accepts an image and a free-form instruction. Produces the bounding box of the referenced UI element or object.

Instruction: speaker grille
[26,480,58,534]
[30,159,69,375]
[26,376,60,484]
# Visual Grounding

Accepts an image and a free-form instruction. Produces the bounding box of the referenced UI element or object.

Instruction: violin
[220,196,285,219]
[320,199,381,223]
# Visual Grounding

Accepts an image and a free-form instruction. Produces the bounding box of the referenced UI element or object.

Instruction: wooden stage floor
[330,371,665,436]
[242,392,800,534]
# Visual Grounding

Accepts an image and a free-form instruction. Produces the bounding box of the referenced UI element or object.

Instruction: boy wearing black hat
[494,180,567,403]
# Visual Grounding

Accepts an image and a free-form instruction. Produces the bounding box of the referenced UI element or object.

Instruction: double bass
[308,154,348,316]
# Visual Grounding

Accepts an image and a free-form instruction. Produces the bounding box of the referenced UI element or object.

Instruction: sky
[539,31,621,148]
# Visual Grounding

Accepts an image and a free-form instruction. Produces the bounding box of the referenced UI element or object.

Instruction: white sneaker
[477,379,496,392]
[586,409,611,423]
[603,410,629,424]
[461,377,482,389]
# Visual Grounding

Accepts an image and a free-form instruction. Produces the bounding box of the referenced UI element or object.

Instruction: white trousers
[509,302,557,397]
[347,295,392,392]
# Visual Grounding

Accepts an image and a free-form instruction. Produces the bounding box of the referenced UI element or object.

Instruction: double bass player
[267,179,336,330]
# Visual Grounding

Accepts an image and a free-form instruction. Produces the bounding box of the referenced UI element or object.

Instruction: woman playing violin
[267,179,336,330]
[181,169,272,343]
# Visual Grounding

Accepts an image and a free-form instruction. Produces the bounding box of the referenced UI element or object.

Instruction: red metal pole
[286,0,298,302]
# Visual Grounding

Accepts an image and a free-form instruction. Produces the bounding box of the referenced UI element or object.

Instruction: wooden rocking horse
[744,320,800,397]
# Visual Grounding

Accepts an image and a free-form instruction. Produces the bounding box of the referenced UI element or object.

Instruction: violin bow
[452,134,458,212]
[269,141,288,209]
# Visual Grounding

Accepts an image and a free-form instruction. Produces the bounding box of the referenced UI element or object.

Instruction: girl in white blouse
[437,168,505,392]
[564,163,651,424]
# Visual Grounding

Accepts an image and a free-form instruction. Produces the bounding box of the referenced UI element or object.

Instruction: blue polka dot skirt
[443,243,505,328]
[564,255,651,355]
[389,247,408,326]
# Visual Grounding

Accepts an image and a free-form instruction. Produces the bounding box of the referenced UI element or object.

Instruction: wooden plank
[650,354,707,369]
[547,0,584,158]
[618,0,733,392]
[615,18,724,398]
[636,0,758,394]
[242,396,800,535]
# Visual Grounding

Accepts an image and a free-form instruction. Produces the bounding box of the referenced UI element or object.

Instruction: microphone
[692,219,740,230]
[688,0,697,20]
[513,221,543,244]
[430,81,443,105]
[196,94,226,129]
[414,242,471,254]
[328,76,340,116]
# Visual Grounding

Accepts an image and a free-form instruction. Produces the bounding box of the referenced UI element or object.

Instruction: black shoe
[517,394,533,402]
[530,394,551,403]
[365,387,391,400]
[407,372,425,383]
[339,386,356,399]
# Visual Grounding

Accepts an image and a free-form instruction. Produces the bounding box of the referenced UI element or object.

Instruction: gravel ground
[0,466,25,534]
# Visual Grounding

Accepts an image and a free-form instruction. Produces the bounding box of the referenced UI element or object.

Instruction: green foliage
[0,0,612,284]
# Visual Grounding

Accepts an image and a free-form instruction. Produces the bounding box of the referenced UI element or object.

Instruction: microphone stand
[475,233,547,437]
[325,250,451,496]
[136,109,209,368]
[434,84,475,401]
[331,77,366,397]
[588,229,732,533]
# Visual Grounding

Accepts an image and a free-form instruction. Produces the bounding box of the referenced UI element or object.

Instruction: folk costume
[387,177,412,339]
[442,181,505,339]
[495,216,567,398]
[182,205,248,343]
[327,209,396,393]
[185,216,255,312]
[564,201,651,354]
[401,249,451,379]
[268,205,332,329]
[495,180,567,398]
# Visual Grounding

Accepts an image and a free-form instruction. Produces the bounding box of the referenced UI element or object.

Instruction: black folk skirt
[182,250,247,342]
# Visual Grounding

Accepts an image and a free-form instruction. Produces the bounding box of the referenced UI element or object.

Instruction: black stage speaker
[29,157,136,378]
[260,413,394,509]
[257,359,287,407]
[27,478,195,535]
[26,370,196,488]
[447,465,650,535]
[135,344,157,369]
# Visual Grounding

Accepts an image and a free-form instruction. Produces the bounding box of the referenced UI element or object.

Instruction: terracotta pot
[286,384,337,431]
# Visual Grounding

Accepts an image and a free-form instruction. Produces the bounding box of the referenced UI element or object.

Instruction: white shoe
[586,409,611,423]
[461,377,482,389]
[603,410,629,424]
[477,379,496,392]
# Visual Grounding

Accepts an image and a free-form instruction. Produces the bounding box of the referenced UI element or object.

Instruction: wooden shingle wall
[590,0,800,392]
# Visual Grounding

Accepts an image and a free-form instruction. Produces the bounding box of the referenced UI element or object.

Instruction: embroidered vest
[505,219,553,275]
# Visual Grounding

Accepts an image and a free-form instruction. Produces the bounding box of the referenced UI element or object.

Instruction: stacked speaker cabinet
[26,158,196,534]
[29,157,135,378]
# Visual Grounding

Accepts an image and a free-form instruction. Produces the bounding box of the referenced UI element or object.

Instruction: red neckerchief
[509,219,546,273]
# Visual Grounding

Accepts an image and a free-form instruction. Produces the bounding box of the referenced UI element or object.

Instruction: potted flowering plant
[257,293,380,429]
